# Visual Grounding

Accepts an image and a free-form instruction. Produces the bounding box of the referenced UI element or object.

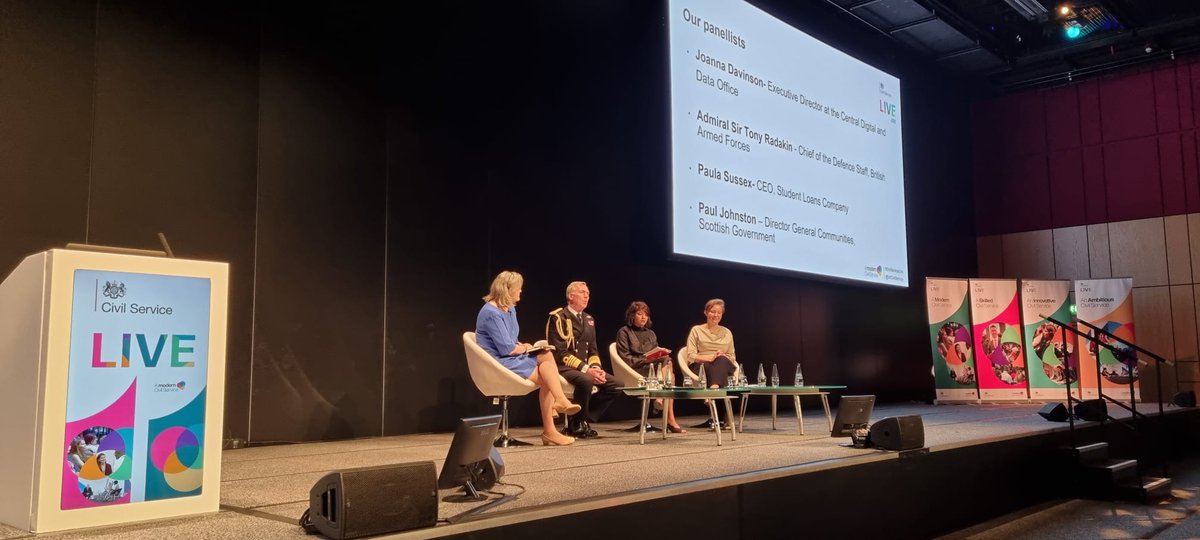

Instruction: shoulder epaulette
[549,307,563,315]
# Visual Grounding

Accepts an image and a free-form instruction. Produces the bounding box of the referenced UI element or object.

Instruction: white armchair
[677,345,742,387]
[678,345,740,430]
[609,342,660,433]
[462,332,538,447]
[677,345,701,383]
[609,342,642,387]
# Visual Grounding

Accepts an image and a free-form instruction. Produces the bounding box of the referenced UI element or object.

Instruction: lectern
[0,248,228,532]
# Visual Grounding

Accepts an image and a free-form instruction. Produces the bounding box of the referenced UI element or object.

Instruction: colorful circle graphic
[1093,321,1138,384]
[150,425,204,493]
[68,426,131,503]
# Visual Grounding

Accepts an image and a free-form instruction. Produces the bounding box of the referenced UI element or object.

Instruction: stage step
[1114,476,1173,503]
[1080,458,1138,483]
[1054,443,1171,503]
[1071,442,1108,464]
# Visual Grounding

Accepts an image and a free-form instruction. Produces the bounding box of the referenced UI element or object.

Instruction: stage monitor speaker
[307,461,437,539]
[1038,402,1069,422]
[1075,399,1108,422]
[869,415,924,450]
[1173,390,1196,408]
[481,447,505,488]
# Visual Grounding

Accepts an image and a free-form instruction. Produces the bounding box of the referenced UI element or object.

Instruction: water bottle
[794,363,805,387]
[770,364,780,387]
[739,372,749,387]
[757,365,766,386]
[645,365,659,389]
[698,366,707,388]
[665,366,674,388]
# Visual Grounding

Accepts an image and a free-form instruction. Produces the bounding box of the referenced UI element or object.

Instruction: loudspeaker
[1173,390,1196,408]
[869,415,924,450]
[1038,402,1070,422]
[480,447,505,489]
[1074,399,1108,422]
[307,461,437,539]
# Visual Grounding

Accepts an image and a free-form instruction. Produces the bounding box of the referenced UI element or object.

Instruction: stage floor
[0,402,1175,539]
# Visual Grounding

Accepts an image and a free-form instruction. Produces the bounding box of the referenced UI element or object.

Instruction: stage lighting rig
[1055,2,1119,41]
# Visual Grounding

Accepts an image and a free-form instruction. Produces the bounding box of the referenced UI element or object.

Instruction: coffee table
[629,388,739,445]
[734,385,846,435]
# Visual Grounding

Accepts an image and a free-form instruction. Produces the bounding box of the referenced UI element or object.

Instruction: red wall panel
[994,153,1051,232]
[1044,86,1081,151]
[1012,92,1046,156]
[1048,149,1085,227]
[1103,136,1161,221]
[992,94,1023,157]
[1079,80,1102,146]
[1186,131,1200,212]
[974,144,1002,235]
[1082,145,1107,223]
[972,100,1003,156]
[1160,133,1186,215]
[972,58,1200,234]
[1191,61,1200,128]
[1099,72,1157,143]
[1155,66,1180,133]
[1180,63,1195,130]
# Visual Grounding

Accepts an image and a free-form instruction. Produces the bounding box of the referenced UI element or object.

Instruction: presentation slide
[669,0,908,286]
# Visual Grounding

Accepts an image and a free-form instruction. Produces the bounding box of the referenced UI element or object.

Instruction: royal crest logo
[102,281,126,300]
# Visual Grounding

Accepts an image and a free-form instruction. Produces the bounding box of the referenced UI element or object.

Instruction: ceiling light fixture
[1065,22,1082,39]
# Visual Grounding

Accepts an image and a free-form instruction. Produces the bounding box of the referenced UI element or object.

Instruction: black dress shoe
[569,421,599,439]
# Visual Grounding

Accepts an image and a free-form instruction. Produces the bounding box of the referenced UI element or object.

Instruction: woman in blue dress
[476,270,581,446]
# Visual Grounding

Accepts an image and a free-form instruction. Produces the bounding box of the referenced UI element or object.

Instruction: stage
[4,402,1198,539]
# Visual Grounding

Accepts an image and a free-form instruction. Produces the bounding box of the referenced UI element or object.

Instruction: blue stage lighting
[1065,26,1081,39]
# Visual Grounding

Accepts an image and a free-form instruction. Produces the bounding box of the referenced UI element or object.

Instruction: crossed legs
[528,350,578,444]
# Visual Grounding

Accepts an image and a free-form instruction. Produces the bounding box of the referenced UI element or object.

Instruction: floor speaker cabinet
[1074,399,1108,422]
[482,447,505,487]
[869,415,925,451]
[308,461,438,539]
[1038,402,1070,422]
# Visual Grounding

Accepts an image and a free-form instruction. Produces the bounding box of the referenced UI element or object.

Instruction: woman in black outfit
[615,301,685,433]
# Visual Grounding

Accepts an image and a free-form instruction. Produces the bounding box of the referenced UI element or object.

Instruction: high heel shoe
[541,433,575,446]
[667,424,687,434]
[553,400,582,416]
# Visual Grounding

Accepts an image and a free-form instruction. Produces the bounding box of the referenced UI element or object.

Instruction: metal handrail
[1040,314,1170,483]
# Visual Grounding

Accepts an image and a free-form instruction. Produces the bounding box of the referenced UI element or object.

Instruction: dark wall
[0,1,976,442]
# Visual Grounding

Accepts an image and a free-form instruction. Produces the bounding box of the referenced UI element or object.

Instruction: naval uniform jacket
[545,307,602,370]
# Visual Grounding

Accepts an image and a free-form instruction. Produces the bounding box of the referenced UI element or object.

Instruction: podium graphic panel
[62,270,211,510]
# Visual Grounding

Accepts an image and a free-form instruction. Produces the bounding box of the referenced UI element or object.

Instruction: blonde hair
[566,281,588,299]
[483,271,524,309]
[704,298,726,312]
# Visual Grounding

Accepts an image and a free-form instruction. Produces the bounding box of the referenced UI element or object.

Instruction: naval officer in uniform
[545,281,620,439]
